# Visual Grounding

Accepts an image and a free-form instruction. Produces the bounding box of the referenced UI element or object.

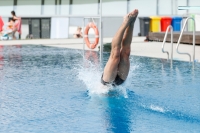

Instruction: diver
[101,9,138,86]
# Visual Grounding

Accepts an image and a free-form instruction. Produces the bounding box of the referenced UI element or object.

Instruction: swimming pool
[0,45,200,133]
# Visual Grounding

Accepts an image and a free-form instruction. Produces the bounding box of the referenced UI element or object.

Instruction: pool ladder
[162,25,173,64]
[162,17,196,63]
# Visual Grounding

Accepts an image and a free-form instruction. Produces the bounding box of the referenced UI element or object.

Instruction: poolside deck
[149,32,200,45]
[1,37,200,62]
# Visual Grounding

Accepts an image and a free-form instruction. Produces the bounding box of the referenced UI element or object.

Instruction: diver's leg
[102,11,136,83]
[117,9,138,80]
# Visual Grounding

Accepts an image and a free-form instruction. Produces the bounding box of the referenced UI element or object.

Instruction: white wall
[21,19,29,39]
[43,0,56,15]
[158,0,171,15]
[71,0,98,15]
[189,0,200,6]
[102,17,140,37]
[0,0,14,16]
[1,0,199,17]
[1,17,8,23]
[129,0,157,16]
[189,0,200,14]
[102,0,127,16]
[51,17,69,39]
[16,0,41,16]
[60,0,70,15]
[1,17,9,29]
[195,15,200,31]
[176,0,187,15]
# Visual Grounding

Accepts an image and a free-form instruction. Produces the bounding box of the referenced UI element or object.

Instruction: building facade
[0,0,199,39]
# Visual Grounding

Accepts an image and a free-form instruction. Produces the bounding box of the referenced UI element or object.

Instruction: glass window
[0,0,14,16]
[129,0,157,16]
[16,0,41,16]
[102,0,127,16]
[71,0,98,15]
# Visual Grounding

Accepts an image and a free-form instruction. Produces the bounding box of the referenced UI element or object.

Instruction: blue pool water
[0,45,200,133]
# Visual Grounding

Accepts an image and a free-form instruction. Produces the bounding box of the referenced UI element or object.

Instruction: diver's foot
[123,9,139,26]
[129,9,139,26]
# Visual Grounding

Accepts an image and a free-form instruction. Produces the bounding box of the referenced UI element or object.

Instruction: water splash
[77,59,112,95]
[150,104,165,113]
[76,54,138,98]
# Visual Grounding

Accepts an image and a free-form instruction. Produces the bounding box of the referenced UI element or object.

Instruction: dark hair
[11,11,16,16]
[11,18,15,22]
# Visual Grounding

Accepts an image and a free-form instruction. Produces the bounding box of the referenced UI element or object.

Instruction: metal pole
[83,18,85,51]
[13,0,17,11]
[127,0,130,13]
[100,0,103,64]
[175,0,177,15]
[156,0,159,15]
[186,0,189,14]
[161,25,173,62]
[171,0,173,15]
[193,19,196,62]
[41,0,44,15]
[176,17,191,62]
[55,0,57,15]
[176,17,196,62]
[170,26,173,64]
[82,18,85,61]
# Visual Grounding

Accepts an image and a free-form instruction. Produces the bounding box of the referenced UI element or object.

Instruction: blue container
[172,17,182,31]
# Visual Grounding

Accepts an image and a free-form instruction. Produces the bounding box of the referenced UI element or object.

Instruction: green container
[188,14,195,31]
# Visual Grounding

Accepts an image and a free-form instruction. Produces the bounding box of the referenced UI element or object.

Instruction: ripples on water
[0,45,200,133]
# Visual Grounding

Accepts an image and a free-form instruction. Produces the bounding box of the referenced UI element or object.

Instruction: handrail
[176,17,196,62]
[178,6,200,10]
[162,25,173,63]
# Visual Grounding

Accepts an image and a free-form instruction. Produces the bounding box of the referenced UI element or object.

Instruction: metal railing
[178,6,200,10]
[176,17,196,62]
[162,25,173,64]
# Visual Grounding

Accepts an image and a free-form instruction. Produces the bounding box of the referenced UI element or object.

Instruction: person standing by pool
[11,11,21,39]
[101,9,138,86]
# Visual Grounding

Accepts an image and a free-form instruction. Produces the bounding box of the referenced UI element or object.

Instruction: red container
[161,17,172,32]
[0,16,4,32]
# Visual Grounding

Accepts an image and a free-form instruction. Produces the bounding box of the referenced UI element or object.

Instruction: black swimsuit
[101,74,124,86]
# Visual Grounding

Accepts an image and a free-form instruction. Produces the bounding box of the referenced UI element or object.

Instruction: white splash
[77,59,110,95]
[150,104,165,113]
[77,56,138,97]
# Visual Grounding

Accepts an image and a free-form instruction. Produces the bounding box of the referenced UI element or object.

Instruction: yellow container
[150,16,161,32]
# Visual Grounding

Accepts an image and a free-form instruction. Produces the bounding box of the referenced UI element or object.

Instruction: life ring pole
[82,18,85,62]
[82,18,103,60]
[100,0,103,65]
[82,18,85,51]
[82,0,103,64]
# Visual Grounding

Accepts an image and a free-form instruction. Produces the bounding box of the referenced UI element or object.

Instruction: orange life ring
[84,22,99,49]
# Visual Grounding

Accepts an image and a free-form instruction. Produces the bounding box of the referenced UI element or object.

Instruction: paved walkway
[0,37,200,62]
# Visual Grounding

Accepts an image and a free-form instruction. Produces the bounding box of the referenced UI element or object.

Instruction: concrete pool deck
[0,37,200,62]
